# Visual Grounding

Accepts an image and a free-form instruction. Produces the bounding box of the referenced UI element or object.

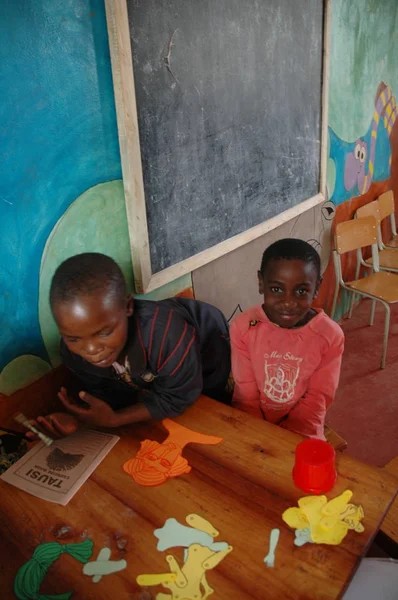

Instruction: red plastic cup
[293,439,337,494]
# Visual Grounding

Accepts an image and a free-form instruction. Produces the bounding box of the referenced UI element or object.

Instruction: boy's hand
[58,387,117,428]
[26,412,80,441]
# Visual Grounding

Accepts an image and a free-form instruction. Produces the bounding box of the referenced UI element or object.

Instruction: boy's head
[50,253,133,367]
[258,239,321,328]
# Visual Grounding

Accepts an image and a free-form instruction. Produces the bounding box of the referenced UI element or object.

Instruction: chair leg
[348,292,355,319]
[370,300,376,326]
[348,257,361,319]
[331,283,339,320]
[381,302,391,369]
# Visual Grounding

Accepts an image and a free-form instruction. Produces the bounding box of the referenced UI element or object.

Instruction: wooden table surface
[0,396,396,600]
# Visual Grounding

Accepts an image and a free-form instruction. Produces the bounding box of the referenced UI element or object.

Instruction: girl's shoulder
[309,309,345,344]
[230,304,270,336]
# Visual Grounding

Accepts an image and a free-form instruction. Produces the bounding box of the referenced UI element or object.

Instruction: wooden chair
[356,201,398,273]
[378,190,398,248]
[331,215,398,369]
[381,456,398,544]
[324,425,347,452]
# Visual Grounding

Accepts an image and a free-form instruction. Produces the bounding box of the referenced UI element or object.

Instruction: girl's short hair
[260,239,321,279]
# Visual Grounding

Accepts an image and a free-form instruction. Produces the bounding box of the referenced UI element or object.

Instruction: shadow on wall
[0,180,192,396]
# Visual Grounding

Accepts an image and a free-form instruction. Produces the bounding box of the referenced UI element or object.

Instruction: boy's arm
[281,332,344,439]
[230,321,263,419]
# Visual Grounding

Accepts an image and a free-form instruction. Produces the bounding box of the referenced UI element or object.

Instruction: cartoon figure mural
[343,83,397,195]
[317,81,398,315]
[329,82,396,206]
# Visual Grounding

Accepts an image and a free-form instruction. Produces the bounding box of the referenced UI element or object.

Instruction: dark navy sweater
[61,298,231,419]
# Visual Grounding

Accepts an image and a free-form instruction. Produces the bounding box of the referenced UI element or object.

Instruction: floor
[326,299,398,468]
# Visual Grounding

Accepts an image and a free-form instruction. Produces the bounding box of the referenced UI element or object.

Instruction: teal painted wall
[0,1,191,395]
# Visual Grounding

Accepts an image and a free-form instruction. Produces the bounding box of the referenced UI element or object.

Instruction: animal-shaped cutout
[283,489,365,546]
[123,420,222,486]
[137,514,232,600]
[138,544,232,600]
[83,546,127,583]
[154,515,229,554]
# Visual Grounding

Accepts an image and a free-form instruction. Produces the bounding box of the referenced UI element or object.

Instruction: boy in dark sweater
[30,253,230,438]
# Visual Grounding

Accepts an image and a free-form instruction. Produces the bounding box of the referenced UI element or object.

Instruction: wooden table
[0,396,396,599]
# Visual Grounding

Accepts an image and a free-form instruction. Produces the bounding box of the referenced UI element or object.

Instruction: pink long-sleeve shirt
[230,305,344,439]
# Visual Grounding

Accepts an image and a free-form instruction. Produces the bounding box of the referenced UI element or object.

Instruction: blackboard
[105,0,329,292]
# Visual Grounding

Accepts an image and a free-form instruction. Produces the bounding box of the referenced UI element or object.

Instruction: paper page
[0,429,119,505]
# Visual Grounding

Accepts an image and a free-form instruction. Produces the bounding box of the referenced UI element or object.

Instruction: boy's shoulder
[309,310,344,344]
[230,304,265,336]
[133,297,228,331]
[133,298,189,331]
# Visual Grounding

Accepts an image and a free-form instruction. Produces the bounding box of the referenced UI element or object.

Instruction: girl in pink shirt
[230,239,344,439]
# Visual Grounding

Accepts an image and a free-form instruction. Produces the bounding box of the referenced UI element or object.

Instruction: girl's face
[258,258,320,328]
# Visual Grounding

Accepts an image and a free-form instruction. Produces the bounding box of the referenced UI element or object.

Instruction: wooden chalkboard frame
[105,0,331,293]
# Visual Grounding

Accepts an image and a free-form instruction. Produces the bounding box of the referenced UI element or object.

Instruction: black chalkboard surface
[106,0,327,290]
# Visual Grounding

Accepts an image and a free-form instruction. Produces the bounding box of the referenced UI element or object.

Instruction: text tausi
[25,469,63,488]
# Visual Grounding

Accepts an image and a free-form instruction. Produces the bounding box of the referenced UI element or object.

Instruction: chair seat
[324,425,347,452]
[381,457,398,544]
[385,235,398,248]
[365,248,398,270]
[346,271,398,303]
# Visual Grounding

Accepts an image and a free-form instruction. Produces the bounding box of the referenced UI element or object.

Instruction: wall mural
[329,83,396,206]
[316,82,398,316]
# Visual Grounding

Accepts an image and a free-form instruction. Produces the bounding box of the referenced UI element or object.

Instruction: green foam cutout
[14,538,94,600]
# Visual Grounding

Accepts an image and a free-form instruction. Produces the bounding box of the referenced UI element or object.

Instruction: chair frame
[378,191,398,249]
[331,222,391,369]
[356,201,398,273]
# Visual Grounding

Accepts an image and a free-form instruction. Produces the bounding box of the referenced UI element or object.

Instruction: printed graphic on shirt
[263,351,302,407]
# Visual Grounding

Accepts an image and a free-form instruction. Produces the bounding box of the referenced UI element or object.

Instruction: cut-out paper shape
[282,507,310,530]
[137,573,177,586]
[186,514,219,537]
[282,489,365,546]
[154,515,228,553]
[263,528,280,568]
[123,419,223,486]
[294,527,313,547]
[138,543,233,600]
[138,514,232,600]
[321,490,352,516]
[83,546,127,583]
[14,538,93,600]
[340,504,365,533]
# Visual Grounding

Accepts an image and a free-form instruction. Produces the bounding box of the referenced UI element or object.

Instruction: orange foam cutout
[123,419,223,486]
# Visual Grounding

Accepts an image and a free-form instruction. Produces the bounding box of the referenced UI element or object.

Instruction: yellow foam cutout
[186,514,219,537]
[283,490,365,546]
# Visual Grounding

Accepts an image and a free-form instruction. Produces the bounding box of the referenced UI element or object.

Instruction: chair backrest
[335,215,378,255]
[356,200,381,224]
[378,190,395,221]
